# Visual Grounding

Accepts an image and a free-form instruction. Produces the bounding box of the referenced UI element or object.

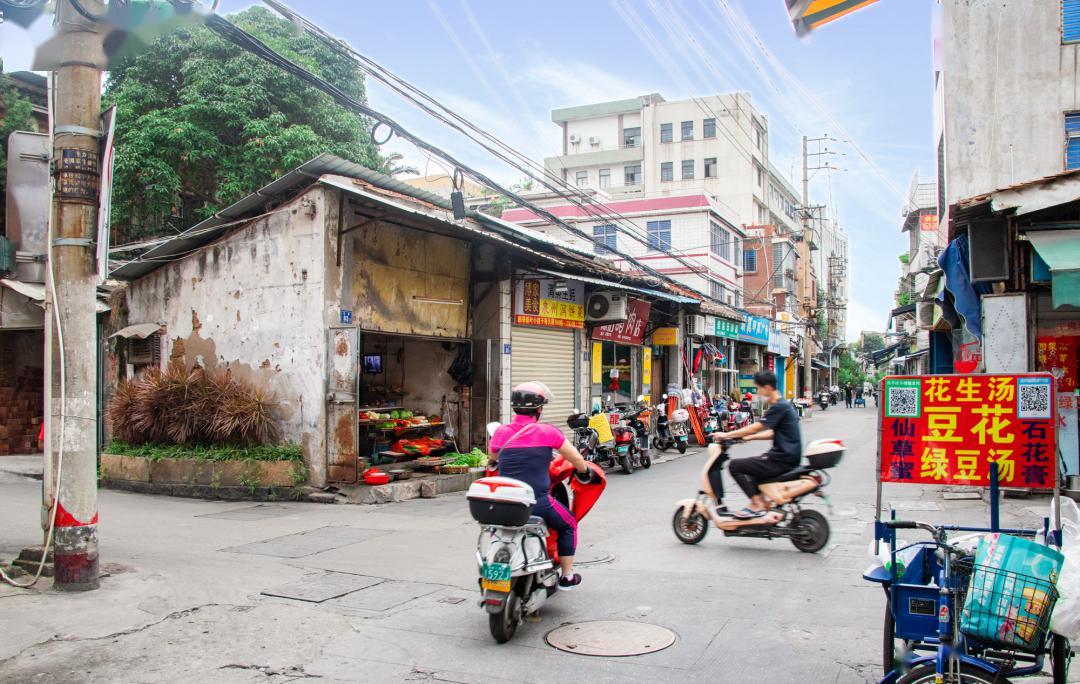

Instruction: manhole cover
[545,621,676,657]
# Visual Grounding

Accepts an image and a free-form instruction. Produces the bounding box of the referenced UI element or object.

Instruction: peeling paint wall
[123,187,331,486]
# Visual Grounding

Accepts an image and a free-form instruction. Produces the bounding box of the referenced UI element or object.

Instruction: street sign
[340,309,353,324]
[879,373,1056,489]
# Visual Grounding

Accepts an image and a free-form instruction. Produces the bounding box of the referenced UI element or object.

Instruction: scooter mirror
[661,393,668,399]
[486,422,500,439]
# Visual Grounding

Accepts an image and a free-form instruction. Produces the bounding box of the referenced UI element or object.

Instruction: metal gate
[326,326,358,483]
[511,325,576,435]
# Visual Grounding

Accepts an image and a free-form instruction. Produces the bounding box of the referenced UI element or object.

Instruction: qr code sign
[886,381,921,418]
[1017,379,1051,419]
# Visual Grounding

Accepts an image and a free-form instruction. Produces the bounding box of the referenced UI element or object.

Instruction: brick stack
[0,366,44,455]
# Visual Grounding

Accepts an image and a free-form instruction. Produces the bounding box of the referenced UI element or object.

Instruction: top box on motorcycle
[804,438,844,470]
[467,477,536,526]
[566,412,590,430]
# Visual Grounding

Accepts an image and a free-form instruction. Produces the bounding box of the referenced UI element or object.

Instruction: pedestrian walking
[844,382,853,408]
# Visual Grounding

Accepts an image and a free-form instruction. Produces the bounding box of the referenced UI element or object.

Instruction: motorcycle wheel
[488,588,521,644]
[677,441,687,454]
[620,452,633,474]
[896,663,1011,684]
[1051,633,1071,684]
[640,453,652,469]
[672,508,709,544]
[790,510,830,553]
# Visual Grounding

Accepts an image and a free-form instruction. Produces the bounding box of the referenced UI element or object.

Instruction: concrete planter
[100,453,302,488]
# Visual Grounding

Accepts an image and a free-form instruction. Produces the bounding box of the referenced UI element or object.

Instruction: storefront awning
[1027,229,1080,308]
[110,323,162,339]
[787,0,881,36]
[0,278,110,313]
[811,358,829,370]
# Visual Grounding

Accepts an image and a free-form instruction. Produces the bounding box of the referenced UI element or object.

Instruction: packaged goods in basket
[960,532,1064,651]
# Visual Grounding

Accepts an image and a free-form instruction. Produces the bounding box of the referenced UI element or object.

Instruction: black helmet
[510,381,553,412]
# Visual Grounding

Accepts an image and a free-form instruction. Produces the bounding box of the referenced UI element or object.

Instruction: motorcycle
[469,428,606,644]
[671,437,844,553]
[611,400,652,474]
[650,399,676,452]
[669,407,691,454]
[817,391,830,411]
[726,400,753,431]
[567,410,618,470]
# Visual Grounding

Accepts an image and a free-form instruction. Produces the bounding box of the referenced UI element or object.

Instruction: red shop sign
[591,299,651,345]
[879,373,1056,489]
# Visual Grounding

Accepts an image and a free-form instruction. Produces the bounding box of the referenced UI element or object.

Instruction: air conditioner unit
[585,292,628,323]
[569,134,581,144]
[685,314,707,338]
[588,136,601,146]
[737,345,755,361]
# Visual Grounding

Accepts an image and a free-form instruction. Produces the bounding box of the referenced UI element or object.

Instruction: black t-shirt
[760,399,802,466]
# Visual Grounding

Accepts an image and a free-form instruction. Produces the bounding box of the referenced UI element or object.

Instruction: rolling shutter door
[511,325,576,436]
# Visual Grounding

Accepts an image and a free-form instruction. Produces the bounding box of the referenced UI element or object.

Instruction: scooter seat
[760,466,815,484]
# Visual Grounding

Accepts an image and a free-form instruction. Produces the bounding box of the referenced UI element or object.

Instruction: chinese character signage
[879,374,1056,489]
[714,317,740,340]
[652,327,678,346]
[738,314,771,345]
[1036,336,1077,393]
[919,212,939,233]
[513,277,585,329]
[592,299,651,344]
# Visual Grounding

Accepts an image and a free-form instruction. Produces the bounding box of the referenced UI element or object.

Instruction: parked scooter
[726,400,753,431]
[671,437,844,553]
[669,407,691,454]
[469,425,606,643]
[567,410,617,470]
[651,398,676,452]
[611,399,652,474]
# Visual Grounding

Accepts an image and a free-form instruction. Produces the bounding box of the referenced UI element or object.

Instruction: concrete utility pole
[800,136,813,400]
[48,0,105,591]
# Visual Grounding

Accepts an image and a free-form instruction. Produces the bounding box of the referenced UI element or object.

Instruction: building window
[772,242,786,289]
[754,163,764,188]
[710,281,724,302]
[711,221,730,261]
[703,118,716,139]
[704,157,717,178]
[647,220,671,251]
[681,120,694,140]
[753,122,764,150]
[710,221,721,255]
[623,126,641,147]
[734,290,742,308]
[660,123,673,143]
[661,162,674,182]
[1067,112,1080,170]
[681,159,694,180]
[624,164,641,186]
[575,170,588,187]
[127,332,162,372]
[733,237,741,270]
[599,168,611,188]
[1065,0,1080,43]
[593,224,617,254]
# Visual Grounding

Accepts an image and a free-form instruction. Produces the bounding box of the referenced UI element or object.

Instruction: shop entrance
[592,341,639,410]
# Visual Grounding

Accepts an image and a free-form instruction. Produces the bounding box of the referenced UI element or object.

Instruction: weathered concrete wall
[123,186,330,486]
[469,242,512,442]
[943,0,1080,203]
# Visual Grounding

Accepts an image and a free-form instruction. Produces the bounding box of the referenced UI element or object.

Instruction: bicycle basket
[960,562,1060,652]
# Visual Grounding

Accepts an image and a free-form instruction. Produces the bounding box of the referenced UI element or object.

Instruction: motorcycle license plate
[678,436,688,442]
[481,562,512,592]
[616,445,629,453]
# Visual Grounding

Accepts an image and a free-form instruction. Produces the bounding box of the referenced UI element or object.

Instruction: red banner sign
[1036,336,1078,393]
[879,374,1056,489]
[591,299,651,345]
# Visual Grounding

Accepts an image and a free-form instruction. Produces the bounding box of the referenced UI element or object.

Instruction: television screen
[363,354,383,374]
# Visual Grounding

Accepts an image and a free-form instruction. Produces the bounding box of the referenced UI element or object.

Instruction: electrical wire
[68,0,105,21]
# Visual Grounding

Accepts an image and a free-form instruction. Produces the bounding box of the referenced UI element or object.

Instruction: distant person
[844,383,854,408]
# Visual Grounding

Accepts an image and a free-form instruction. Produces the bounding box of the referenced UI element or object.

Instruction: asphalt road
[0,405,1069,683]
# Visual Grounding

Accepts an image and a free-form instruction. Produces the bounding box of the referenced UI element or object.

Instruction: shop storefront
[766,329,791,398]
[511,274,583,434]
[590,299,651,410]
[735,313,771,396]
[649,325,680,402]
[1033,291,1079,476]
[701,316,739,401]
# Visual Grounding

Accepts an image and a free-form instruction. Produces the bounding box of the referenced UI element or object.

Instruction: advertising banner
[879,374,1056,489]
[652,327,678,346]
[714,317,740,340]
[1036,336,1078,393]
[592,299,651,344]
[738,313,771,345]
[514,277,584,329]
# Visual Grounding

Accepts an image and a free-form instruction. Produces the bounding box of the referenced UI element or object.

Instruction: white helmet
[511,381,554,410]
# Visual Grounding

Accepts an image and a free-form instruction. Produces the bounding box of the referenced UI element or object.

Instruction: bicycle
[865,519,1072,684]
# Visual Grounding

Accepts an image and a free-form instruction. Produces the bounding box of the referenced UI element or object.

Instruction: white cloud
[521,60,654,110]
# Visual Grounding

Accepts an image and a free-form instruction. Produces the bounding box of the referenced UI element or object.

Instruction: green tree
[376,152,419,178]
[837,350,864,387]
[0,76,36,237]
[104,6,384,242]
[860,332,886,353]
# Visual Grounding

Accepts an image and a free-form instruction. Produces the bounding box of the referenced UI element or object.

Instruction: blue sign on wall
[340,309,353,325]
[504,343,512,354]
[738,313,771,345]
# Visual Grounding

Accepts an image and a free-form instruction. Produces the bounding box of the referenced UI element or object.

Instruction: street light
[826,341,846,388]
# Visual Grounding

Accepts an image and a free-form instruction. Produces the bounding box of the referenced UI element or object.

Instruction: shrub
[109,362,281,446]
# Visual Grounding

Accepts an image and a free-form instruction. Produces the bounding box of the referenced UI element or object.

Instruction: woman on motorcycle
[488,381,590,591]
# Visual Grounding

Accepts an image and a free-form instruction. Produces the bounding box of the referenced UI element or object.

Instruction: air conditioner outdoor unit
[569,134,581,144]
[737,345,755,361]
[585,292,628,323]
[685,314,707,338]
[588,136,601,146]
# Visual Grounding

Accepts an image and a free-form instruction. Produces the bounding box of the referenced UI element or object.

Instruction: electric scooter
[651,398,676,452]
[669,407,691,454]
[671,438,844,553]
[469,424,606,644]
[611,399,652,473]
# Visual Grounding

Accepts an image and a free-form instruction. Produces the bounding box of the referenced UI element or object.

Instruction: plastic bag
[1050,498,1080,641]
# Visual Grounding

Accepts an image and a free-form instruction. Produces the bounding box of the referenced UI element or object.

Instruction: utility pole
[47,0,105,591]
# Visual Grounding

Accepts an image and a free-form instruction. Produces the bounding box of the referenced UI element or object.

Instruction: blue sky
[1,0,935,340]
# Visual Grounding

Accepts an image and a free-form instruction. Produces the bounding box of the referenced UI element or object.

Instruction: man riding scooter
[488,381,591,591]
[708,370,802,519]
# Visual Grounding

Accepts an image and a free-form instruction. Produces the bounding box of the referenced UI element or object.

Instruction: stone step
[17,545,53,563]
[12,558,54,577]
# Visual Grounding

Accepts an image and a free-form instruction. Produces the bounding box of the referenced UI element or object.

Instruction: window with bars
[599,168,611,188]
[593,224,617,254]
[647,220,671,252]
[710,281,726,303]
[127,332,162,370]
[772,242,786,289]
[623,127,641,147]
[681,120,694,140]
[661,162,674,182]
[1067,112,1080,170]
[660,123,673,143]
[744,248,757,273]
[624,165,641,186]
[710,221,730,261]
[681,159,694,180]
[575,170,587,187]
[703,118,716,139]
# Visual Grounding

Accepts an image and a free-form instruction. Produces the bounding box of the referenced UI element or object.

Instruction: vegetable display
[447,448,488,468]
